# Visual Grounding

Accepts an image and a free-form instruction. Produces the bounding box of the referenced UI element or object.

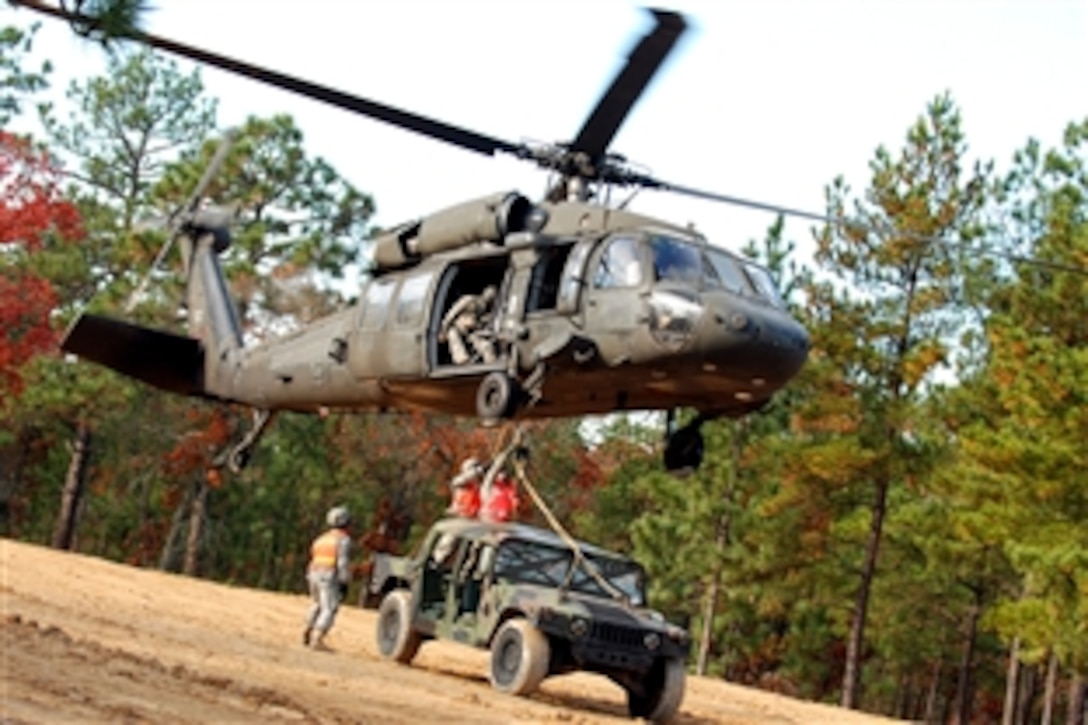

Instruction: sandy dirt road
[1,539,901,724]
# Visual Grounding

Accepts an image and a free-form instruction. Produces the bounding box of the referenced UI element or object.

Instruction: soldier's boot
[311,631,332,652]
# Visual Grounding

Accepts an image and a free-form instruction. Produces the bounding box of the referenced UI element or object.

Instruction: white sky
[6,0,1087,269]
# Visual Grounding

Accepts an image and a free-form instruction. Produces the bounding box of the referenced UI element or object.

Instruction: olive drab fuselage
[184,197,808,419]
[60,193,809,473]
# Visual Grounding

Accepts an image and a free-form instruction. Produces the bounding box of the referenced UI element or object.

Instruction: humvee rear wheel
[628,657,686,722]
[376,590,422,664]
[488,618,550,695]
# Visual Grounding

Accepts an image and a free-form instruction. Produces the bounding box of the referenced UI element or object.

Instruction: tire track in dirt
[3,614,318,723]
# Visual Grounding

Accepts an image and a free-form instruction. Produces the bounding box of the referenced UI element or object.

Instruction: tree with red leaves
[0,130,82,397]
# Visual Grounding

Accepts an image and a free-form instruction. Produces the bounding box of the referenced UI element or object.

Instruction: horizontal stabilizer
[61,314,206,397]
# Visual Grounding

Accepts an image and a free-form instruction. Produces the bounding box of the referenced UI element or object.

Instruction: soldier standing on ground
[303,505,353,651]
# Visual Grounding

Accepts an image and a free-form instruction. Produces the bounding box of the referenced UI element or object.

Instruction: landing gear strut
[664,410,705,475]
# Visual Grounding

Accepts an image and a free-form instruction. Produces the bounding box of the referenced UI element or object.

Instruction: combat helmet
[326,505,351,528]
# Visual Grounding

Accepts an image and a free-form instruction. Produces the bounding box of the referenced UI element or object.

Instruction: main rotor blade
[12,0,523,158]
[644,177,1088,277]
[569,9,686,163]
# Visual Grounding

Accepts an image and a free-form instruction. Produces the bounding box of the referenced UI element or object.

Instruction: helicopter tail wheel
[664,424,704,475]
[477,371,520,426]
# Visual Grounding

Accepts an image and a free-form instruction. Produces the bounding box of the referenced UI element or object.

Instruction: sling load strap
[508,440,628,604]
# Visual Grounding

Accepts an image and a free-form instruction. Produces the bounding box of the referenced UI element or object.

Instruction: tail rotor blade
[169,129,237,231]
[125,130,236,313]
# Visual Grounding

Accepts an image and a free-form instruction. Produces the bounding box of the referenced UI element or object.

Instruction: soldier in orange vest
[479,471,519,524]
[448,457,483,518]
[303,505,353,651]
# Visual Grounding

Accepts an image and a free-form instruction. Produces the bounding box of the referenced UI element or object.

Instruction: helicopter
[27,3,810,473]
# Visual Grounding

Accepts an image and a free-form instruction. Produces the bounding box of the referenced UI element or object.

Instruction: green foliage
[955,117,1088,674]
[38,48,216,315]
[67,0,149,42]
[0,21,50,125]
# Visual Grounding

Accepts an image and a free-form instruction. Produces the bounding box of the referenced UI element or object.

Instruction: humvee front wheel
[628,656,686,722]
[376,590,421,664]
[488,618,550,695]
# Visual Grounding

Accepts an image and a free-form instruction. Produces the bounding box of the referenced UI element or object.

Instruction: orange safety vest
[309,528,348,572]
[450,480,481,518]
[480,476,518,523]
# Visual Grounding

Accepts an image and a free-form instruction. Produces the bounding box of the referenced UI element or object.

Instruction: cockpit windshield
[742,263,786,308]
[648,234,786,309]
[650,235,713,286]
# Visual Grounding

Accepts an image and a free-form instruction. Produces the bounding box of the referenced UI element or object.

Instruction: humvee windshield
[494,538,646,605]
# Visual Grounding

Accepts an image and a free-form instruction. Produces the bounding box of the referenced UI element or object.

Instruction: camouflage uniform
[439,287,497,364]
[304,506,353,650]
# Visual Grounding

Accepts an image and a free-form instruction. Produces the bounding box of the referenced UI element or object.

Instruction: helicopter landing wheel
[663,424,704,475]
[477,371,520,425]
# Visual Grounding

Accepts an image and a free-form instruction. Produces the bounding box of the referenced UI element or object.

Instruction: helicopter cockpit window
[707,249,755,296]
[743,263,786,308]
[360,278,395,330]
[650,236,717,288]
[395,272,433,327]
[593,236,643,288]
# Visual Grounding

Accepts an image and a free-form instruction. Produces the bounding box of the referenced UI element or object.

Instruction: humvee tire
[627,656,686,722]
[376,590,422,664]
[488,618,550,695]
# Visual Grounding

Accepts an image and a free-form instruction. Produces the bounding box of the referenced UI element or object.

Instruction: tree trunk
[182,477,208,577]
[893,672,910,720]
[1040,651,1058,725]
[1068,672,1085,725]
[1015,661,1037,725]
[924,659,943,724]
[696,425,740,677]
[159,480,198,572]
[1002,638,1021,725]
[954,592,981,724]
[696,513,727,676]
[841,476,890,709]
[51,420,91,551]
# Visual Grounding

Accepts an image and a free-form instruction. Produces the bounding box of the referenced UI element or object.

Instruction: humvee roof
[423,518,630,562]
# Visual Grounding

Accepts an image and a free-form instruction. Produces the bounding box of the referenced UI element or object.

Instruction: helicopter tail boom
[60,223,245,402]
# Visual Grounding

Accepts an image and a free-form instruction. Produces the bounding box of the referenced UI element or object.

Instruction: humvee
[364,517,690,722]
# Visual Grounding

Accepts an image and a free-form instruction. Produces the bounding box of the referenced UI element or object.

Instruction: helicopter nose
[753,313,810,379]
[702,299,809,392]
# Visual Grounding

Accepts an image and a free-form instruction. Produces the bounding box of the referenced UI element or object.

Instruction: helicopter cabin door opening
[430,257,509,372]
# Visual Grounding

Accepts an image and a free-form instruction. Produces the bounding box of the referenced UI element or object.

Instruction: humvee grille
[591,621,645,649]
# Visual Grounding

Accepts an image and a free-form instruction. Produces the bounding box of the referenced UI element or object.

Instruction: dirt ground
[1,539,901,724]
